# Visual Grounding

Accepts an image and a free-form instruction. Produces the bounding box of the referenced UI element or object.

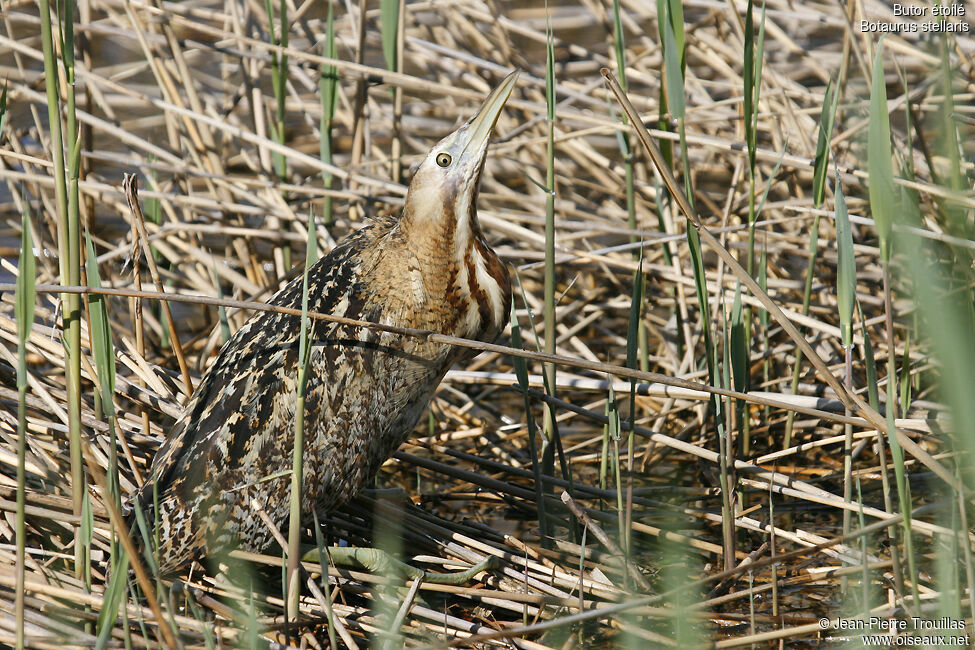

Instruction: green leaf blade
[662,13,685,119]
[868,39,896,264]
[95,554,130,649]
[834,175,855,348]
[15,210,36,355]
[812,78,838,208]
[730,282,747,393]
[380,0,400,72]
[85,229,116,411]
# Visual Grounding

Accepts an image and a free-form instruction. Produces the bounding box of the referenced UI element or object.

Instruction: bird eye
[436,152,452,167]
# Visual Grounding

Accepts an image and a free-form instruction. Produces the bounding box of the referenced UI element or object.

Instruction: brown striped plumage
[136,73,517,574]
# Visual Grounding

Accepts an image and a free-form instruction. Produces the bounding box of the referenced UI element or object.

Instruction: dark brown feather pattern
[136,74,517,574]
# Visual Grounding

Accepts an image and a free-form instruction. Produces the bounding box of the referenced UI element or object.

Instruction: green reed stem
[511,282,550,541]
[15,208,36,650]
[266,0,288,180]
[652,0,680,364]
[542,4,559,491]
[320,1,338,232]
[312,511,339,649]
[613,8,650,552]
[662,0,729,566]
[869,38,914,606]
[85,230,119,509]
[288,212,317,621]
[784,78,837,447]
[740,0,765,456]
[610,0,651,381]
[834,173,856,593]
[266,0,291,271]
[39,0,85,579]
[380,0,404,182]
[623,253,643,558]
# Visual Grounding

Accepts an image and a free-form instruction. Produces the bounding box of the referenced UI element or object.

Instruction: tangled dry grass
[1,0,974,647]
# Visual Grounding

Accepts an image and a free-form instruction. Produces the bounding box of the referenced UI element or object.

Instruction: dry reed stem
[2,0,973,645]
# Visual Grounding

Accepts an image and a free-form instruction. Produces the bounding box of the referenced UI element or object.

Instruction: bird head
[402,71,518,246]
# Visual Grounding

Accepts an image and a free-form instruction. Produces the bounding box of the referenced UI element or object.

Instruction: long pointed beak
[459,71,519,158]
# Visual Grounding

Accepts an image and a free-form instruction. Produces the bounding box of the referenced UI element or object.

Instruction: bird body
[138,73,517,574]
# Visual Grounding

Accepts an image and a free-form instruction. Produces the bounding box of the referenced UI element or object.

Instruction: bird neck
[397,187,481,287]
[397,192,509,341]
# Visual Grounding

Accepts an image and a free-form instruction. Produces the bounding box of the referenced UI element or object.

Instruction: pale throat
[401,175,478,266]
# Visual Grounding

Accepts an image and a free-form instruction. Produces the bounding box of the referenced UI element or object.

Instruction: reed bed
[1,0,974,646]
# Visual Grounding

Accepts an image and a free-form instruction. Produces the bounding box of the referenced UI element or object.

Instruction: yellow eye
[436,152,452,167]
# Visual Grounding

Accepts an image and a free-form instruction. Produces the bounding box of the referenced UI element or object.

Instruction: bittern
[136,72,517,575]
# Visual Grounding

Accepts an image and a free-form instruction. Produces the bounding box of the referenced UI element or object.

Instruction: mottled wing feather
[136,205,513,574]
[138,228,372,510]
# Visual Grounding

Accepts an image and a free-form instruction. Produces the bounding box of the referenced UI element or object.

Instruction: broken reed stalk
[598,67,956,490]
[5,280,920,436]
[4,2,972,644]
[122,175,193,395]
